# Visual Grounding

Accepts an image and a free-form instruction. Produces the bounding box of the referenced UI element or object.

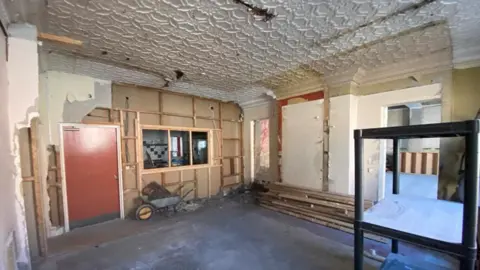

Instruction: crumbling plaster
[37,70,112,236]
[0,24,15,270]
[5,23,40,269]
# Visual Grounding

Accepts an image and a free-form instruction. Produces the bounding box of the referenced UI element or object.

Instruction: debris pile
[257,182,386,243]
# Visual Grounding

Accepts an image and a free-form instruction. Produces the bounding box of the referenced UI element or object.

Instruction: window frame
[140,125,212,174]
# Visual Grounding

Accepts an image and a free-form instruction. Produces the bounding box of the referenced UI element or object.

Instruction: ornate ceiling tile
[4,0,469,102]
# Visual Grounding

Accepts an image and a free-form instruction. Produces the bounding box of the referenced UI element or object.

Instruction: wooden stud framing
[135,112,143,193]
[179,170,184,197]
[189,131,193,166]
[322,88,330,192]
[82,89,244,212]
[30,119,48,256]
[240,121,245,184]
[192,98,198,199]
[167,130,171,167]
[141,124,215,132]
[219,102,224,188]
[119,111,126,163]
[207,167,211,198]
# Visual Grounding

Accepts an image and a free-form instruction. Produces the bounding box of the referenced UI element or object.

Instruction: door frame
[59,123,124,233]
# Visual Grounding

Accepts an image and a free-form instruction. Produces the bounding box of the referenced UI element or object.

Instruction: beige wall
[242,101,278,183]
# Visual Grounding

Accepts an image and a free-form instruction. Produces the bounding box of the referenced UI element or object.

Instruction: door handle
[114,175,118,181]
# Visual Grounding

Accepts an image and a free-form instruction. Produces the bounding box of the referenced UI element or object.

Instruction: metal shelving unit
[354,120,480,270]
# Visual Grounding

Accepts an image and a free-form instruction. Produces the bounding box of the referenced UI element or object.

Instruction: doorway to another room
[253,119,270,182]
[384,100,441,199]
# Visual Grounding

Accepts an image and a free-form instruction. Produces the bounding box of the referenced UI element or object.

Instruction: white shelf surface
[364,194,464,244]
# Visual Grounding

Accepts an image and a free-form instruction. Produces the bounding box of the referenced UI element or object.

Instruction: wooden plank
[38,32,83,45]
[193,97,197,127]
[30,119,48,256]
[159,91,163,124]
[219,102,224,188]
[259,203,386,243]
[229,158,235,176]
[180,171,184,197]
[194,169,198,199]
[323,87,330,192]
[141,124,216,132]
[412,152,422,174]
[164,179,195,187]
[266,182,371,207]
[141,164,222,175]
[119,111,126,163]
[22,176,35,182]
[135,113,143,193]
[207,167,211,198]
[167,130,171,167]
[239,120,244,184]
[197,115,220,121]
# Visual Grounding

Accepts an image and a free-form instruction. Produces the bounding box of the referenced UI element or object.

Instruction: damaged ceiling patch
[233,0,276,22]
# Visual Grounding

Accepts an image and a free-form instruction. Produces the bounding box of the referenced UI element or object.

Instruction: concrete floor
[34,196,381,270]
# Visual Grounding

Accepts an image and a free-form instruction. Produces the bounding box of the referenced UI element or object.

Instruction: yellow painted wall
[452,67,480,121]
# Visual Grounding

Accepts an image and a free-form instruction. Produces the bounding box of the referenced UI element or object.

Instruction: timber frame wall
[83,84,244,215]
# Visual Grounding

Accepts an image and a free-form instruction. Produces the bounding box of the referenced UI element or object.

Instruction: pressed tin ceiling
[4,0,480,101]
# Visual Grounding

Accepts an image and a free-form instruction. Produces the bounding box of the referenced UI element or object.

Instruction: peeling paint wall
[42,71,111,145]
[0,23,15,270]
[37,71,112,237]
[5,24,40,269]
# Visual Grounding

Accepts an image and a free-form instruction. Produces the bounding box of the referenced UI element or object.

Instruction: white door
[282,100,324,190]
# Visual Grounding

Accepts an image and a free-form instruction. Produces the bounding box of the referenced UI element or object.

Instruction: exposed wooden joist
[38,32,83,46]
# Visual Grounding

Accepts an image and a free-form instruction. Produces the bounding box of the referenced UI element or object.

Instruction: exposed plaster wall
[42,71,111,145]
[6,24,40,269]
[37,71,112,237]
[242,101,278,184]
[0,25,15,270]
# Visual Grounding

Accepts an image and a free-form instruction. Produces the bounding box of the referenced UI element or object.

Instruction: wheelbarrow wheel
[135,204,154,221]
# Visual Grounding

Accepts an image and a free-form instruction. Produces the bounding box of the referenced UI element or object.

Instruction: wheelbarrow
[135,182,196,221]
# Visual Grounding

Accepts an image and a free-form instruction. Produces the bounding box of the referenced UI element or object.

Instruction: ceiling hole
[101,51,108,55]
[126,57,130,61]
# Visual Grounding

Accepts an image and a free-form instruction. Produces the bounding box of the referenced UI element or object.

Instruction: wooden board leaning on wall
[81,83,244,215]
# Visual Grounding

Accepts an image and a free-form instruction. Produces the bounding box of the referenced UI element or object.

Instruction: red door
[63,126,120,229]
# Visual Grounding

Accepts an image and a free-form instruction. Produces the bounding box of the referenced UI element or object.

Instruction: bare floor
[34,196,381,270]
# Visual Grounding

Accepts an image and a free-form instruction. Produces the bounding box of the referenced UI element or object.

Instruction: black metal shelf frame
[354,120,480,270]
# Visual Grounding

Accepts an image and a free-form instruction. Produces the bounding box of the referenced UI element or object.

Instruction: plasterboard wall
[356,84,441,200]
[282,100,324,190]
[328,94,358,195]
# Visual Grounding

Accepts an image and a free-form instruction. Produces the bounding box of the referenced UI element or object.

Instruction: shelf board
[363,194,463,244]
[357,120,479,139]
